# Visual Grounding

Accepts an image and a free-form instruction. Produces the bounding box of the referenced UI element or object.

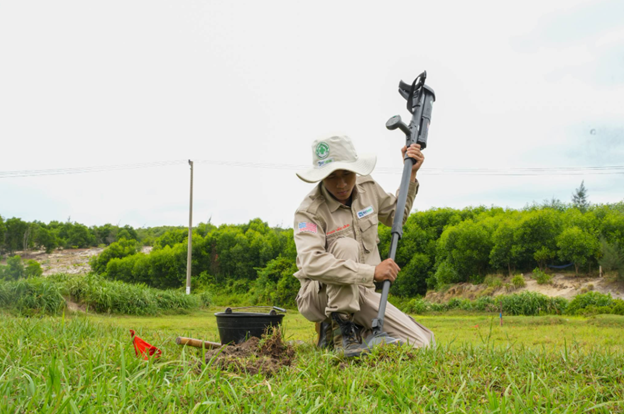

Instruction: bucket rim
[214,312,285,318]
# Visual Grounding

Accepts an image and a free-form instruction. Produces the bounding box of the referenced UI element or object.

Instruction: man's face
[322,170,356,205]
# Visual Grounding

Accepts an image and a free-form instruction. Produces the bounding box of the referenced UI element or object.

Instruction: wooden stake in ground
[176,336,222,349]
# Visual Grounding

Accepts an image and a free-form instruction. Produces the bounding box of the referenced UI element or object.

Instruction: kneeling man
[293,135,435,357]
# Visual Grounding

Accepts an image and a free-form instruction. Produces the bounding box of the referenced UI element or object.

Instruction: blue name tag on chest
[357,206,374,219]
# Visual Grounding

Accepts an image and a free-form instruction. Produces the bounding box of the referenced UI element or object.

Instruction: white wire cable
[0,159,623,178]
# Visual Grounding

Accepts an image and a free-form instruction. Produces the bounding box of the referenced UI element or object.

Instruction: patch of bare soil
[6,248,104,276]
[202,329,296,376]
[5,245,152,276]
[425,273,624,302]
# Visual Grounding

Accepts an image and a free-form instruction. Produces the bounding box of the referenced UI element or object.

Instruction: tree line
[382,202,624,297]
[3,196,624,305]
[0,215,180,254]
[83,201,624,306]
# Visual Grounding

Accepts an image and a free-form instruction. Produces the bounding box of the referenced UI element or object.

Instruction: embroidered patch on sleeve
[357,206,374,219]
[298,222,318,234]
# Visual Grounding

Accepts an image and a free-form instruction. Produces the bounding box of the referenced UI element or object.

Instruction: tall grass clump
[48,273,202,315]
[495,291,566,315]
[0,278,65,315]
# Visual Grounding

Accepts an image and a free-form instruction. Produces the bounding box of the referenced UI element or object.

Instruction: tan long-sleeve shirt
[293,175,418,287]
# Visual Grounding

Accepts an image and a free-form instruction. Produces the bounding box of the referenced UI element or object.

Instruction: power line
[0,160,186,178]
[1,159,623,179]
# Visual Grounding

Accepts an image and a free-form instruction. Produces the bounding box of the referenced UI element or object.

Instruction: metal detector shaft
[371,159,415,333]
[371,156,416,335]
[371,71,435,336]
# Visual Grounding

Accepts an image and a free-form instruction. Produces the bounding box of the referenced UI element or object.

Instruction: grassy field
[1,309,623,413]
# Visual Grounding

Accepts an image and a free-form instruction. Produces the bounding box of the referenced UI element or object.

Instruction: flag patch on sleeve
[298,222,318,234]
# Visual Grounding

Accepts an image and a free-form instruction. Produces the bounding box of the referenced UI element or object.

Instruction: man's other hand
[374,258,400,283]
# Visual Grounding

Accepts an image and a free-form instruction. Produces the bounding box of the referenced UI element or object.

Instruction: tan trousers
[296,238,435,348]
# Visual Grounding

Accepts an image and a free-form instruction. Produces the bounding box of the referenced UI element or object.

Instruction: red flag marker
[130,330,162,360]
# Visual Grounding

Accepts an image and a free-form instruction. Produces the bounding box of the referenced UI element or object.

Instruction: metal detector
[366,71,436,347]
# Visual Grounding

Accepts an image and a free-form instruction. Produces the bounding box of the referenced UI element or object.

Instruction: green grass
[1,311,623,413]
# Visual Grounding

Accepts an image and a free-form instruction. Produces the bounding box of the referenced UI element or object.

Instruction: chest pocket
[359,213,379,253]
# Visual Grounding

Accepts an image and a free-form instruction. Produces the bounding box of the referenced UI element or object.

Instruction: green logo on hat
[316,142,330,159]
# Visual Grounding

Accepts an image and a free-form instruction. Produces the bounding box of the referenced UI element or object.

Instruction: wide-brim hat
[296,135,377,183]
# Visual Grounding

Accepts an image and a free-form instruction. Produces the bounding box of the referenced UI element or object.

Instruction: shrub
[25,260,43,278]
[532,268,552,285]
[474,295,496,311]
[405,298,428,314]
[428,302,448,312]
[511,274,526,288]
[197,291,212,307]
[611,299,624,315]
[90,238,139,275]
[447,298,464,309]
[566,291,613,315]
[434,261,460,287]
[483,275,503,288]
[1,255,25,280]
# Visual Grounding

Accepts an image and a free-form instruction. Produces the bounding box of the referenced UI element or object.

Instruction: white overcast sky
[1,0,623,228]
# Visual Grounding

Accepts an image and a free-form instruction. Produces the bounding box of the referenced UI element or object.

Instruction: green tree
[92,224,119,245]
[556,226,600,275]
[599,239,624,280]
[572,180,590,212]
[436,219,493,282]
[490,218,521,276]
[90,238,139,274]
[391,253,431,297]
[154,228,188,249]
[3,255,25,280]
[254,256,299,307]
[433,260,460,286]
[514,209,562,270]
[34,226,57,253]
[117,225,138,242]
[4,218,29,253]
[65,223,95,248]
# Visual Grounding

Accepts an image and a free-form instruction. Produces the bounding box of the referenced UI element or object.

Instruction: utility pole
[186,160,193,295]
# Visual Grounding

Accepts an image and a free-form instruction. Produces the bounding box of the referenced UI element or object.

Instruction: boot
[315,319,333,350]
[330,312,369,358]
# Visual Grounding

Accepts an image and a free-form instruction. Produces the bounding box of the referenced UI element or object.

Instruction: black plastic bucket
[214,307,285,345]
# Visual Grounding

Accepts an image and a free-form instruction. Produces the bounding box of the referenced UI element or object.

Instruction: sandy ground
[3,246,152,276]
[426,272,624,302]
